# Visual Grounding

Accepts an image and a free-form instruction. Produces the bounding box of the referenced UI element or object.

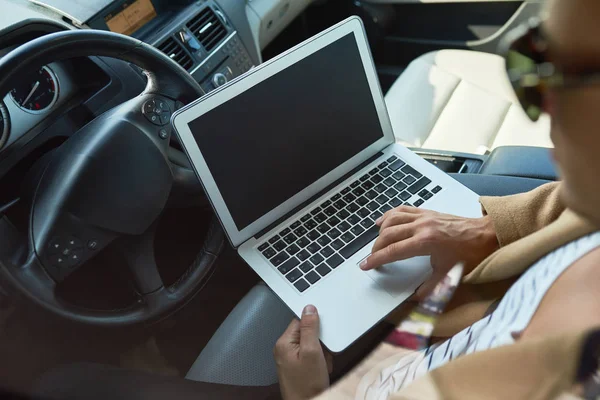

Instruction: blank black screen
[189,33,384,230]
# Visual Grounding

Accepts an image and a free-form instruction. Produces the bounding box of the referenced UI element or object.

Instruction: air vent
[157,37,194,71]
[187,7,228,52]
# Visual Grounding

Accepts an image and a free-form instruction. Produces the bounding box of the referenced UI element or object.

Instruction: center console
[416,146,558,182]
[414,149,487,174]
[31,0,256,95]
[147,2,255,95]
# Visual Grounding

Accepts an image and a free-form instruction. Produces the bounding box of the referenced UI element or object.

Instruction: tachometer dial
[10,66,59,113]
[0,101,9,149]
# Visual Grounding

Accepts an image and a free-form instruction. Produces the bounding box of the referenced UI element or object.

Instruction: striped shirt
[359,232,600,400]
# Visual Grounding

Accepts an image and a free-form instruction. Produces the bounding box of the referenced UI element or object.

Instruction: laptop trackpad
[362,256,432,298]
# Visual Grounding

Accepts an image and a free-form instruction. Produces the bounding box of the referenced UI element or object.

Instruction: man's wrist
[481,215,500,252]
[463,215,500,274]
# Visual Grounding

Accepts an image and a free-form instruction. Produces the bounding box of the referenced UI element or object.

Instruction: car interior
[0,0,557,397]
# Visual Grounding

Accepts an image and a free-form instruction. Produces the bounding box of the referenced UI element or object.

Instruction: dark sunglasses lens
[506,29,545,121]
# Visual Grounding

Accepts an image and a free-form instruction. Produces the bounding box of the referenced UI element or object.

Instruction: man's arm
[481,182,564,247]
[360,182,563,298]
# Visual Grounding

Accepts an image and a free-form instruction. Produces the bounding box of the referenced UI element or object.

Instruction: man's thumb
[299,305,321,352]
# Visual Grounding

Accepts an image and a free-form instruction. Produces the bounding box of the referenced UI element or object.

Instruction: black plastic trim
[413,148,487,175]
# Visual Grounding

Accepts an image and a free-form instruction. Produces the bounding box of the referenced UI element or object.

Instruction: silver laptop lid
[172,16,395,248]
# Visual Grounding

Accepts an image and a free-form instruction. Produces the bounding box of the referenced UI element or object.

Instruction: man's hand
[359,206,499,299]
[274,305,333,400]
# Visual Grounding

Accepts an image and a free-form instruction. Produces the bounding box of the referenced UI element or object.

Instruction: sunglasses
[500,17,600,122]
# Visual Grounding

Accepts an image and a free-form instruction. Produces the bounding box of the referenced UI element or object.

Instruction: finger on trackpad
[361,256,432,298]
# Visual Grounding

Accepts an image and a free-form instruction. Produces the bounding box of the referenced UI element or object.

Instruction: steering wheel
[0,30,225,326]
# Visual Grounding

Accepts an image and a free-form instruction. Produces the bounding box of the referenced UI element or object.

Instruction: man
[274,0,600,398]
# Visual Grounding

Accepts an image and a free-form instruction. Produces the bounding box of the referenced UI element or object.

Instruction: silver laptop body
[172,16,481,352]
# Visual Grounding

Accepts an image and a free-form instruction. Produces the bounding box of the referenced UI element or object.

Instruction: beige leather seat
[384,49,552,155]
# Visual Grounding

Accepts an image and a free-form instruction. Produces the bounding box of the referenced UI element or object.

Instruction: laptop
[172,16,482,352]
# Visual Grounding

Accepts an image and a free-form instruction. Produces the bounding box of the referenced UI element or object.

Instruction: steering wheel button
[67,252,82,268]
[149,114,159,124]
[158,129,168,140]
[159,113,170,125]
[50,254,67,268]
[143,100,156,114]
[67,236,83,249]
[87,240,99,250]
[158,101,170,112]
[48,238,64,255]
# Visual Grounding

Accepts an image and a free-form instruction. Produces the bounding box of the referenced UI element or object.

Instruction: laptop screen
[188,33,385,230]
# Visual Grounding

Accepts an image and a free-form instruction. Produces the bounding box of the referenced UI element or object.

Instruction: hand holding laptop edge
[274,305,333,400]
[274,263,467,400]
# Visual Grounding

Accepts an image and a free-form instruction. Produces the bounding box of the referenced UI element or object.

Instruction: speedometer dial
[10,66,59,113]
[0,101,9,149]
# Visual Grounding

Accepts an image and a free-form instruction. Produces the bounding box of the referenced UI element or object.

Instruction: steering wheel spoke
[120,223,164,296]
[21,253,58,293]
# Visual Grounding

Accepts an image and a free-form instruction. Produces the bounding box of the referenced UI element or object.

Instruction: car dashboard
[0,0,320,223]
[0,0,321,244]
[0,0,261,155]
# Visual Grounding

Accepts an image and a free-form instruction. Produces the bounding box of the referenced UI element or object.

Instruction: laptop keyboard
[256,155,443,293]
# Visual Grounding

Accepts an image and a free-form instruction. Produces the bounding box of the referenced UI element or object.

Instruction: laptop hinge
[253,151,384,240]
